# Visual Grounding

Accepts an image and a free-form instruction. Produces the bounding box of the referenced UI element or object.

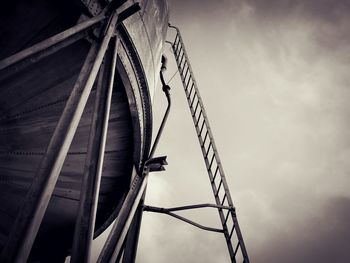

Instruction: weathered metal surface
[123,0,169,100]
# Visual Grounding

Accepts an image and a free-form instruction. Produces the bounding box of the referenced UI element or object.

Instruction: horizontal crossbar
[143,204,233,233]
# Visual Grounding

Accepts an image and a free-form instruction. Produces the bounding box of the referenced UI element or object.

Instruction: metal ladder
[167,25,250,263]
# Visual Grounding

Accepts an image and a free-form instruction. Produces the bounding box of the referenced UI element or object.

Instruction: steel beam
[0,9,120,263]
[0,15,106,71]
[70,34,120,263]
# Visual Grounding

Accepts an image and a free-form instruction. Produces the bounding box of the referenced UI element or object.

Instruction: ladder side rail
[173,40,237,261]
[179,71,237,261]
[175,31,235,210]
[171,29,250,263]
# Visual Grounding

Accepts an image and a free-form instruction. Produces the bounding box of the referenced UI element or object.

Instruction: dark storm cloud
[255,196,350,263]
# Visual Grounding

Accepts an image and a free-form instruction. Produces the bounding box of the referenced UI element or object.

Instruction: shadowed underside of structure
[0,0,169,261]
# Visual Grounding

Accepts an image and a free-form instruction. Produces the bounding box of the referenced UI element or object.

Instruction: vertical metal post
[71,35,120,263]
[0,9,120,263]
[121,192,146,263]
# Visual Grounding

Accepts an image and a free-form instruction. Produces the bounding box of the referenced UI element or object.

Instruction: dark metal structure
[0,0,169,262]
[0,0,250,262]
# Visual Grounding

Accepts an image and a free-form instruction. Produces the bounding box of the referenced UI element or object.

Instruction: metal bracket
[143,203,235,233]
[145,156,168,172]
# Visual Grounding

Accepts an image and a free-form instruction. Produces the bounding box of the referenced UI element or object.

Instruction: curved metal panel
[123,0,169,100]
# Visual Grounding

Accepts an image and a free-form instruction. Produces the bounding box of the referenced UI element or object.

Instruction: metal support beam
[143,205,226,233]
[145,203,234,212]
[0,7,121,263]
[98,154,168,263]
[70,34,120,263]
[121,192,145,263]
[120,56,171,263]
[0,15,106,71]
[97,167,149,263]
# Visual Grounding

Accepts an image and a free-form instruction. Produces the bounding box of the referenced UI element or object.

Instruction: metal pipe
[70,35,120,263]
[0,9,120,263]
[149,55,171,159]
[152,203,233,212]
[167,211,224,233]
[143,206,224,233]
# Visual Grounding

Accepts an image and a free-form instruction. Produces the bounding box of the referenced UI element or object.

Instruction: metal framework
[162,24,250,263]
[0,1,148,262]
[0,3,250,261]
[98,55,171,263]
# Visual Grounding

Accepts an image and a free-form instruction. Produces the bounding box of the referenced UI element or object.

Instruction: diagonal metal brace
[143,204,235,233]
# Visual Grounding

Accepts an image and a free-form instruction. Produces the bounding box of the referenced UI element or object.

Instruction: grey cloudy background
[135,0,350,262]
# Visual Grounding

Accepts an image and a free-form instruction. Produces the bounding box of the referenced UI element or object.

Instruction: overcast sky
[135,1,350,262]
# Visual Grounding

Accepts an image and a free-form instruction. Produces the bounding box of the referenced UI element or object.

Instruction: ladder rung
[221,193,227,206]
[209,154,215,169]
[202,131,208,146]
[179,53,185,65]
[193,101,200,116]
[199,119,205,136]
[175,46,182,59]
[195,111,202,126]
[174,34,179,46]
[212,166,219,183]
[180,61,185,73]
[172,43,178,54]
[186,81,193,92]
[175,41,181,55]
[205,142,212,158]
[179,60,184,72]
[181,61,187,74]
[224,210,230,224]
[190,92,197,107]
[175,47,183,60]
[234,242,240,256]
[185,77,191,90]
[183,67,189,80]
[173,42,179,53]
[188,84,194,97]
[229,224,235,238]
[215,180,222,196]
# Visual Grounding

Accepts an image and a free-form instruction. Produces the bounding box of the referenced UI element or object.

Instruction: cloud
[138,1,350,262]
[254,196,350,263]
